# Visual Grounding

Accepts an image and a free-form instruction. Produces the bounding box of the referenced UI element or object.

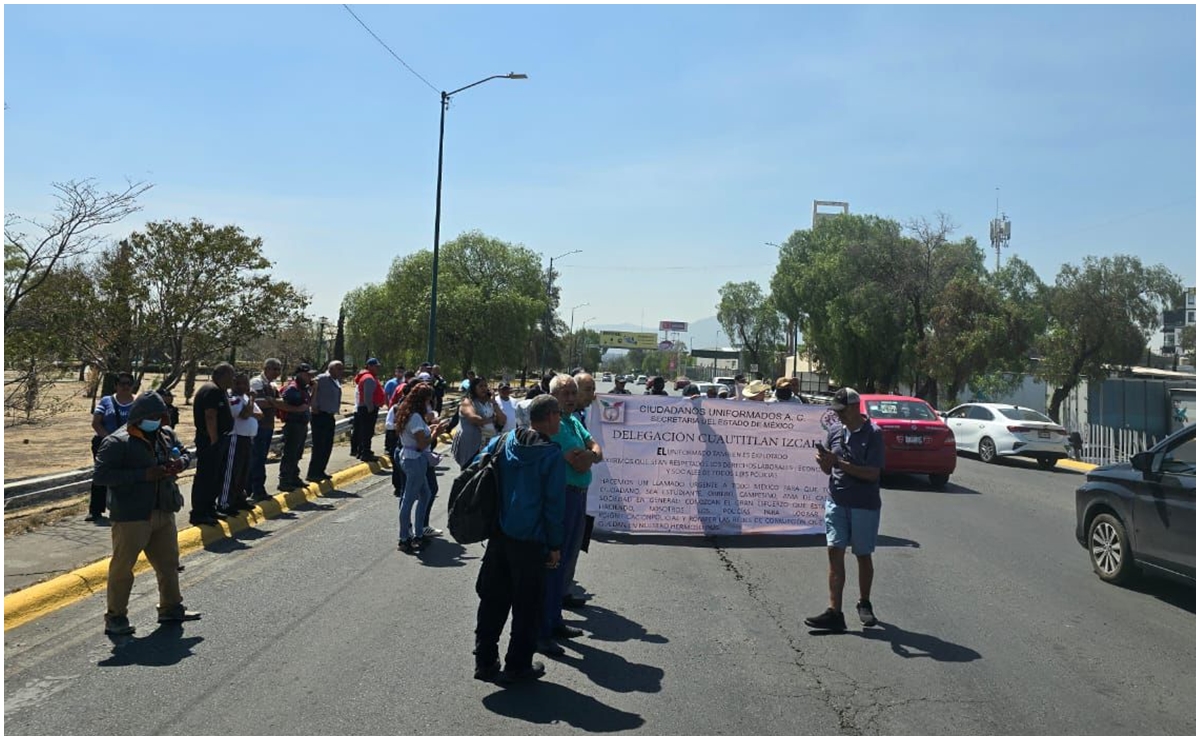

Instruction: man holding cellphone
[806,387,885,632]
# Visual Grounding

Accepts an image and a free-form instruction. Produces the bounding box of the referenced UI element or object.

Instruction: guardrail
[3,416,356,511]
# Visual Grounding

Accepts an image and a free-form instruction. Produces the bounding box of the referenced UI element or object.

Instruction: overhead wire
[341,4,440,95]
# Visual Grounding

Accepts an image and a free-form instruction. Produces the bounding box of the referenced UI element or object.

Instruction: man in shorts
[805,387,884,632]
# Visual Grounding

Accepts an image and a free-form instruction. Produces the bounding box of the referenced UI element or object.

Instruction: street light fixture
[579,316,598,367]
[426,72,528,364]
[568,302,590,368]
[539,249,581,375]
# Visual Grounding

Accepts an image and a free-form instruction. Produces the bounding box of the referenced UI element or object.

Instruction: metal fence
[1074,423,1159,467]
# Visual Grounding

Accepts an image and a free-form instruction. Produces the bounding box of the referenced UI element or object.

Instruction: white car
[943,403,1071,469]
[635,375,648,386]
[601,373,613,382]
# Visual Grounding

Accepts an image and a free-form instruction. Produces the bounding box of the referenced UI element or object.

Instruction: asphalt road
[4,393,1195,735]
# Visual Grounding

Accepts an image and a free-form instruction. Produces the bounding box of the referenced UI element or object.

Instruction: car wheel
[1088,513,1136,585]
[929,473,949,489]
[1036,457,1057,471]
[978,437,997,464]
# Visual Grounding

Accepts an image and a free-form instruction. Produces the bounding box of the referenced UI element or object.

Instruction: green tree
[123,218,310,391]
[343,231,550,378]
[1036,254,1183,421]
[716,281,782,377]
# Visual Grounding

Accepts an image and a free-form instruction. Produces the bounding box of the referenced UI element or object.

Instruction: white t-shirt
[399,412,430,460]
[230,393,261,437]
[497,396,517,434]
[385,404,399,431]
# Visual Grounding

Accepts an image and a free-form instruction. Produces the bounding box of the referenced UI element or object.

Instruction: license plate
[904,435,924,445]
[1038,431,1050,439]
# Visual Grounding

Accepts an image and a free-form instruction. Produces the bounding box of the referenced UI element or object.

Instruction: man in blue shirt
[805,387,885,633]
[474,394,566,684]
[383,365,405,406]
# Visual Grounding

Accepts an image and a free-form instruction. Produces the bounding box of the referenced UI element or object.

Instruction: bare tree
[4,178,152,323]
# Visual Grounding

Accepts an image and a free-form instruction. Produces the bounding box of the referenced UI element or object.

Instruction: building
[1161,286,1196,357]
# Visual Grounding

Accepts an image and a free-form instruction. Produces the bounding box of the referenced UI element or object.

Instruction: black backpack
[447,433,507,544]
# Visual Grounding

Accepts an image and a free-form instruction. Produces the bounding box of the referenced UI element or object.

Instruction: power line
[341,4,439,95]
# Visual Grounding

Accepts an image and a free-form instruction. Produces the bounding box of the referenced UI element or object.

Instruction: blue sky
[5,4,1196,345]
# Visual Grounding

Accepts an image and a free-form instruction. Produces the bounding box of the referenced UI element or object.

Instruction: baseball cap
[613,376,627,383]
[830,387,860,411]
[366,358,380,366]
[294,363,313,376]
[498,381,512,390]
[416,372,432,381]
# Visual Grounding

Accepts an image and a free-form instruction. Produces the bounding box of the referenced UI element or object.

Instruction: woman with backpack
[452,377,507,470]
[396,383,446,554]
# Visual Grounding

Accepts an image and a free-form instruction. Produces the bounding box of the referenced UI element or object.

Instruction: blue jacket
[480,429,566,549]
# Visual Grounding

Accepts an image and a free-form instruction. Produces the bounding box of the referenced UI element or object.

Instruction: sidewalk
[3,434,399,626]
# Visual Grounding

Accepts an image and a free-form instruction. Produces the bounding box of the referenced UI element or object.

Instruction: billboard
[598,331,659,350]
[659,320,689,332]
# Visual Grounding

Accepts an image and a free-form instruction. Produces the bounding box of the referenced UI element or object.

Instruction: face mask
[138,419,162,433]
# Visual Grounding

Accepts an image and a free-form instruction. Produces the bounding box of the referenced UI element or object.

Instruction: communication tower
[989,189,1011,271]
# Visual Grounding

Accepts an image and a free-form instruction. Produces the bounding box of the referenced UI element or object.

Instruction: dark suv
[1075,424,1195,585]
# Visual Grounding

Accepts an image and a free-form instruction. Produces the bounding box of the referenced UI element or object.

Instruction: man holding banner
[805,387,884,633]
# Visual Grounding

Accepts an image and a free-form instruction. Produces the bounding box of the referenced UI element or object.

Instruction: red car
[859,394,957,489]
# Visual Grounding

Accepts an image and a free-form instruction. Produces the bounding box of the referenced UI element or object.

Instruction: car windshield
[997,407,1053,423]
[865,400,936,420]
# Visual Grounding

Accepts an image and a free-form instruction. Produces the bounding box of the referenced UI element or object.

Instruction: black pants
[475,530,546,672]
[89,435,107,516]
[354,406,379,457]
[307,412,336,479]
[384,429,398,456]
[190,441,228,520]
[218,435,253,510]
[279,421,307,483]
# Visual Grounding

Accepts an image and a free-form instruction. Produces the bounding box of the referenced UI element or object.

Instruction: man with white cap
[805,387,885,633]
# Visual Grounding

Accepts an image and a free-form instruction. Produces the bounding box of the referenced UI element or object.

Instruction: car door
[945,406,973,450]
[1131,429,1196,578]
[962,405,995,450]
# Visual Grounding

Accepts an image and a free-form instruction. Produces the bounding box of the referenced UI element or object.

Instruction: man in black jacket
[94,391,201,636]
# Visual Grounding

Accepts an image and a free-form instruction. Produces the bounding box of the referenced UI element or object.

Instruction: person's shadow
[99,623,203,667]
[481,681,645,732]
[416,539,475,568]
[570,604,668,644]
[845,622,982,662]
[553,639,664,694]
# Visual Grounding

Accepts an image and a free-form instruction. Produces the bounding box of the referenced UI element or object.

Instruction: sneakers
[250,491,273,503]
[551,624,584,639]
[422,526,443,538]
[85,512,107,524]
[104,615,135,635]
[499,661,546,684]
[474,659,502,682]
[158,606,202,623]
[803,608,847,632]
[397,539,418,554]
[856,600,878,627]
[535,638,565,657]
[189,516,219,527]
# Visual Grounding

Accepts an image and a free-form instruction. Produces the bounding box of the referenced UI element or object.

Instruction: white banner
[586,395,835,535]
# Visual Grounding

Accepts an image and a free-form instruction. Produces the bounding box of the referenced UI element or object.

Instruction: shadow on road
[1122,577,1196,614]
[593,532,921,550]
[316,488,362,499]
[571,604,668,644]
[202,525,273,553]
[98,623,203,667]
[553,638,664,693]
[847,621,982,662]
[417,538,476,568]
[882,474,981,495]
[481,681,645,732]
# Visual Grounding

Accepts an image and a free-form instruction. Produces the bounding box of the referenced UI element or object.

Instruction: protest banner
[586,395,835,535]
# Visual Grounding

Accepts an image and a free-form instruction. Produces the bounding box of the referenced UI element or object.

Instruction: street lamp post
[766,241,799,372]
[568,302,589,369]
[580,316,597,368]
[539,249,581,375]
[426,72,528,365]
[713,329,725,379]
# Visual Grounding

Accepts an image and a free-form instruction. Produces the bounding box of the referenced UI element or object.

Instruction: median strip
[3,457,391,632]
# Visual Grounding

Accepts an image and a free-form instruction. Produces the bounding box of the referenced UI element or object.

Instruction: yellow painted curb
[1056,459,1098,473]
[3,457,391,632]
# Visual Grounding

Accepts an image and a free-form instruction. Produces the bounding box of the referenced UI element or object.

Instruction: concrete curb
[1057,459,1098,473]
[3,456,392,632]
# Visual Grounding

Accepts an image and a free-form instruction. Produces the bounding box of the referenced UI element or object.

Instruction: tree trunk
[184,360,199,403]
[1048,383,1074,424]
[333,309,346,363]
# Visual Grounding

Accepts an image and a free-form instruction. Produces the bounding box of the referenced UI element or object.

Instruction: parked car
[1074,424,1195,585]
[692,382,724,397]
[635,375,648,386]
[601,373,613,382]
[859,394,957,489]
[942,403,1070,469]
[713,376,737,394]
